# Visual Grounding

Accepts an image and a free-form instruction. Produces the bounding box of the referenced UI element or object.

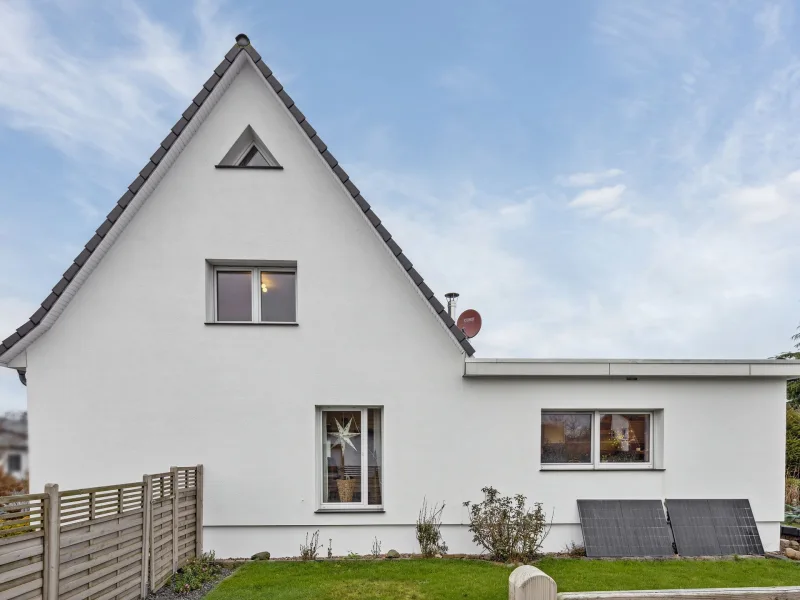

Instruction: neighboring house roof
[0,34,475,363]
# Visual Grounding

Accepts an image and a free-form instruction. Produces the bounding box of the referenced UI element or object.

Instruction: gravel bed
[145,569,231,600]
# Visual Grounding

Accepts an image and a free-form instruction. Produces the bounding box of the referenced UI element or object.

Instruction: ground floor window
[541,411,655,469]
[318,407,382,508]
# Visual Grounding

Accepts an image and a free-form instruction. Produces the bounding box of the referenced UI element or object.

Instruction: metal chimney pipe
[444,292,460,320]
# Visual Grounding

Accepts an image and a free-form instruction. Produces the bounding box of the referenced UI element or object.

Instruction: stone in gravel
[386,549,400,559]
[786,547,800,560]
[251,552,271,561]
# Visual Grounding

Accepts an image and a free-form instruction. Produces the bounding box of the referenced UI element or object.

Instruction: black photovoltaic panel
[665,499,764,556]
[577,500,675,558]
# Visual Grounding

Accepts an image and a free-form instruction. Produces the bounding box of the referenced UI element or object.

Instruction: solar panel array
[577,500,675,558]
[577,498,764,558]
[665,499,764,557]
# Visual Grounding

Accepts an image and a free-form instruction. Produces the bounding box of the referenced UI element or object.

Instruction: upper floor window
[7,453,21,473]
[541,411,657,470]
[212,263,296,323]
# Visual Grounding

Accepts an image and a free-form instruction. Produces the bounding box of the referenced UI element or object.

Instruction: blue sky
[1,0,799,410]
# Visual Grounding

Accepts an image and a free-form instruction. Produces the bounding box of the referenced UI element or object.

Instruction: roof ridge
[0,34,474,360]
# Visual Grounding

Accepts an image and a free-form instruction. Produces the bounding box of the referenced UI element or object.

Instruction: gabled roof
[0,34,475,362]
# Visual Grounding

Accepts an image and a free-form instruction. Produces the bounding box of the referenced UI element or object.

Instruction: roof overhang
[464,358,800,378]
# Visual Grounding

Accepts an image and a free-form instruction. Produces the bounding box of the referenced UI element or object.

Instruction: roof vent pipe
[444,292,459,320]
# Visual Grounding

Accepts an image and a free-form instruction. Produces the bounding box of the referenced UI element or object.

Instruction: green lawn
[205,558,800,600]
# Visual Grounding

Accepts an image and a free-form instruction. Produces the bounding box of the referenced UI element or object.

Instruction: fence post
[43,484,60,600]
[195,465,204,558]
[141,475,153,599]
[170,466,178,573]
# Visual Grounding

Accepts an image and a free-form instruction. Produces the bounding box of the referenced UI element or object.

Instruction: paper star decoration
[329,418,360,452]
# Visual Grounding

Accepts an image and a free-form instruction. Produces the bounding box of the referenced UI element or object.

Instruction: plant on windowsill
[330,417,360,502]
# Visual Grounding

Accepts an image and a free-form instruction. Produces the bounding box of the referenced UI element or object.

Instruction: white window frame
[212,265,297,324]
[540,410,656,470]
[316,406,384,511]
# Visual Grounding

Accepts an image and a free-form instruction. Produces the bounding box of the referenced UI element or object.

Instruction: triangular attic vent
[217,125,281,169]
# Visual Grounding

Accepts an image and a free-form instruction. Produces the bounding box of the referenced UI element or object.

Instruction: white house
[1,34,799,557]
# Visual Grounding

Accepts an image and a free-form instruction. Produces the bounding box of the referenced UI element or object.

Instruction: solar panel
[665,499,763,556]
[577,500,674,558]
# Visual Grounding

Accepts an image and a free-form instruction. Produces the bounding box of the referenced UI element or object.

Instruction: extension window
[540,411,663,470]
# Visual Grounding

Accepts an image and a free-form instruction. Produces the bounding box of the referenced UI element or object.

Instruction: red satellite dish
[457,309,482,339]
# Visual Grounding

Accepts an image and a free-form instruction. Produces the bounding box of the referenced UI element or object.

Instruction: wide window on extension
[318,407,383,510]
[213,265,296,323]
[541,411,658,470]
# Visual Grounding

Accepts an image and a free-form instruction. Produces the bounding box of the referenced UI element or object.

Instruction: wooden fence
[0,465,203,600]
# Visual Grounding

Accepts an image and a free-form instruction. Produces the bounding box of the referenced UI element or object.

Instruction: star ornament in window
[329,418,360,452]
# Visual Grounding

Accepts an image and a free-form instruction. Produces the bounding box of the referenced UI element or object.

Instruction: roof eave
[464,358,800,378]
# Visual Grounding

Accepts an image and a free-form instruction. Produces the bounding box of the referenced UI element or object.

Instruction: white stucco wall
[21,59,786,557]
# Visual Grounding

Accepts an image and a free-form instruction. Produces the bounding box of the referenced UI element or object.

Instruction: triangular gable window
[216,125,281,169]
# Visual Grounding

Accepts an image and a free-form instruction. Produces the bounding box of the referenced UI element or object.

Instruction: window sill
[315,508,385,514]
[540,467,665,472]
[214,165,284,170]
[204,322,299,326]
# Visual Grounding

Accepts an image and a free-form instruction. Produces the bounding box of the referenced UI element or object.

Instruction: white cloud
[0,0,237,163]
[556,169,624,187]
[754,4,782,47]
[568,184,626,213]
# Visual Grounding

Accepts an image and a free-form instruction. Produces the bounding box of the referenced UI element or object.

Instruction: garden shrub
[416,498,447,557]
[171,552,220,593]
[300,530,322,560]
[463,486,551,562]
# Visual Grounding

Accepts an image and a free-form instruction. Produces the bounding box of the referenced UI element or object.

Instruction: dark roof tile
[310,134,326,153]
[353,194,370,212]
[74,249,91,266]
[63,263,80,281]
[322,151,338,168]
[150,146,167,165]
[255,61,272,79]
[375,224,392,242]
[418,282,435,299]
[278,89,294,108]
[117,191,135,208]
[449,324,466,341]
[128,176,145,194]
[30,307,47,325]
[95,220,112,237]
[332,165,348,182]
[52,278,69,295]
[203,72,221,91]
[0,33,476,361]
[182,103,199,121]
[107,205,124,223]
[397,253,413,271]
[85,235,102,252]
[139,161,156,179]
[41,293,58,310]
[224,45,241,63]
[172,117,189,136]
[16,321,34,337]
[244,45,261,62]
[214,59,231,77]
[266,75,283,94]
[2,333,21,348]
[289,105,305,123]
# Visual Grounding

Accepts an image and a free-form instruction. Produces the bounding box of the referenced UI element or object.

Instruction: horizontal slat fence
[0,466,202,600]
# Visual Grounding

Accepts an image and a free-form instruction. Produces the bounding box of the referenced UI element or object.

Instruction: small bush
[416,498,447,557]
[371,536,382,558]
[563,541,586,557]
[464,486,551,562]
[171,552,220,593]
[300,530,322,560]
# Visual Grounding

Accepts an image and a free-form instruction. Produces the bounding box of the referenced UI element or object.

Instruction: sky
[1,0,800,411]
